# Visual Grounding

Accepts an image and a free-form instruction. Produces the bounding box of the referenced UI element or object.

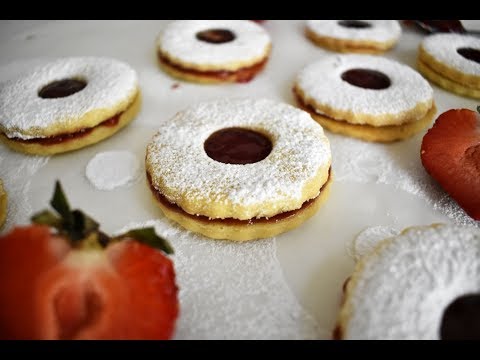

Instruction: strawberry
[0,182,178,340]
[421,108,480,220]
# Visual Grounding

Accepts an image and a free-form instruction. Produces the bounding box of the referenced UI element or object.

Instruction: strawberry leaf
[70,210,100,242]
[51,180,74,227]
[122,227,174,255]
[42,181,107,245]
[31,210,62,229]
[33,182,176,254]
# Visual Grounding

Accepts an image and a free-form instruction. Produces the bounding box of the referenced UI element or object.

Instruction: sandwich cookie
[0,57,140,155]
[335,224,480,340]
[145,98,332,241]
[418,33,480,99]
[156,20,271,84]
[294,54,435,142]
[305,20,401,54]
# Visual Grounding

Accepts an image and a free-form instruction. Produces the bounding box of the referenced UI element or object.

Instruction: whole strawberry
[0,181,178,340]
[421,107,480,220]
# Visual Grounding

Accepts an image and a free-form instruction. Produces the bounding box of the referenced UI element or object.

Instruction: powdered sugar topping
[296,54,433,123]
[421,33,480,77]
[343,224,480,339]
[348,225,399,262]
[157,20,271,67]
[146,98,331,217]
[85,150,141,191]
[0,148,49,233]
[306,20,401,43]
[0,56,138,139]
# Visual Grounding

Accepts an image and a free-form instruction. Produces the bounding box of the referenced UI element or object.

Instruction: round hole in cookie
[204,127,272,165]
[337,20,372,29]
[38,78,87,99]
[341,68,391,90]
[196,29,236,44]
[457,47,480,65]
[440,293,480,340]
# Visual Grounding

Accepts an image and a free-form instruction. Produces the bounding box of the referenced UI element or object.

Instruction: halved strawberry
[421,108,480,220]
[0,182,178,340]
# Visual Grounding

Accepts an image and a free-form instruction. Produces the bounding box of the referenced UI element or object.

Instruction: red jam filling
[147,170,330,225]
[158,53,268,83]
[204,127,272,165]
[10,113,121,145]
[341,69,391,90]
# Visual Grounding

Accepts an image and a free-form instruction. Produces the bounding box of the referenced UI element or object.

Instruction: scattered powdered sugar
[330,134,479,227]
[306,20,401,43]
[157,20,271,68]
[85,150,141,191]
[0,56,138,139]
[146,98,331,219]
[342,224,480,339]
[0,146,49,233]
[347,225,399,262]
[115,219,324,339]
[295,54,433,123]
[421,33,480,77]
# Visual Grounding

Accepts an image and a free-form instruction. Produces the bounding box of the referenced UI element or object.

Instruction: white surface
[0,20,479,339]
[85,150,141,191]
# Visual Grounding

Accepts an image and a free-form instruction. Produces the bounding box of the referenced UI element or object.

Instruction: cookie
[146,98,332,241]
[0,57,140,155]
[417,33,480,99]
[335,224,480,340]
[156,20,271,84]
[294,54,435,142]
[305,20,401,54]
[0,180,6,229]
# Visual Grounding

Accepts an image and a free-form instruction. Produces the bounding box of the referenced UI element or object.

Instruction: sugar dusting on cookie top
[306,20,401,43]
[421,33,480,76]
[146,98,331,219]
[296,54,433,123]
[0,57,138,139]
[342,224,480,339]
[157,20,271,68]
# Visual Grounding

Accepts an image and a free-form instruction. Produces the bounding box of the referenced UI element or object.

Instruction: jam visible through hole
[440,294,480,340]
[196,29,236,44]
[204,127,272,165]
[341,68,391,90]
[457,47,480,64]
[338,20,372,29]
[39,78,87,99]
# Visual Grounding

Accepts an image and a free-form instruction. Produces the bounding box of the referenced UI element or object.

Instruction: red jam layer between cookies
[158,53,268,83]
[7,114,122,145]
[147,170,331,225]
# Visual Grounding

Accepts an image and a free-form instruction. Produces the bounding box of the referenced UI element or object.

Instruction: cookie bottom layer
[0,180,6,229]
[417,59,480,99]
[305,28,395,54]
[149,172,332,241]
[0,92,141,156]
[297,96,437,142]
